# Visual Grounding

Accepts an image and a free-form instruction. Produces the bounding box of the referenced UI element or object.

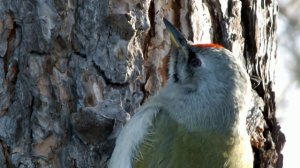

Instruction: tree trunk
[0,0,285,167]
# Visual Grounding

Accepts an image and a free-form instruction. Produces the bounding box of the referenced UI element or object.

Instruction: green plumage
[108,18,253,168]
[134,112,252,168]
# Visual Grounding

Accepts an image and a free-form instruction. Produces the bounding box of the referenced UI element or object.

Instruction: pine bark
[0,0,285,167]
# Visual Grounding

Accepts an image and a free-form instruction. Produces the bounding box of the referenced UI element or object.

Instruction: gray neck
[150,82,243,133]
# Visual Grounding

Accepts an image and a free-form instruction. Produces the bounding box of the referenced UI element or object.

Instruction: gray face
[169,45,244,93]
[163,18,248,95]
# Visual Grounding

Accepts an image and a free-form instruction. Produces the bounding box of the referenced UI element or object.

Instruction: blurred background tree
[276,0,300,167]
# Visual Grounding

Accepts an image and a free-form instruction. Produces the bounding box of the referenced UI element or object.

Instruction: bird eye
[190,57,201,67]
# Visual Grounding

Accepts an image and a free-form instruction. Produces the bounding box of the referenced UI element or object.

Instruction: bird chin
[181,83,198,94]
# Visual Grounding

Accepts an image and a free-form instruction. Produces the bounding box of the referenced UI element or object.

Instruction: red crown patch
[192,43,224,49]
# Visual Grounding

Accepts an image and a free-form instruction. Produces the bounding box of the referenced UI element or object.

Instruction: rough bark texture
[0,0,285,168]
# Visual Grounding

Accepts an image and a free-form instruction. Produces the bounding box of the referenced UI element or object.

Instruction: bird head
[163,18,249,95]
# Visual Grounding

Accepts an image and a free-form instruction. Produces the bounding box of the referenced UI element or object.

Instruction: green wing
[133,112,252,168]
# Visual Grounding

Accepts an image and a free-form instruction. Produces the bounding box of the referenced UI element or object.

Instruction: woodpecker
[108,18,253,168]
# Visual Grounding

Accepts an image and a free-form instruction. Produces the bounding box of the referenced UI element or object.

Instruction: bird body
[135,112,252,168]
[108,18,253,168]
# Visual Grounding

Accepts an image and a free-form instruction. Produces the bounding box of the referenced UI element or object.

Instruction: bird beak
[163,18,189,58]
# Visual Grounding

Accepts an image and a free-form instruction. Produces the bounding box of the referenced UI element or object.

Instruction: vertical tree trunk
[0,0,285,167]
